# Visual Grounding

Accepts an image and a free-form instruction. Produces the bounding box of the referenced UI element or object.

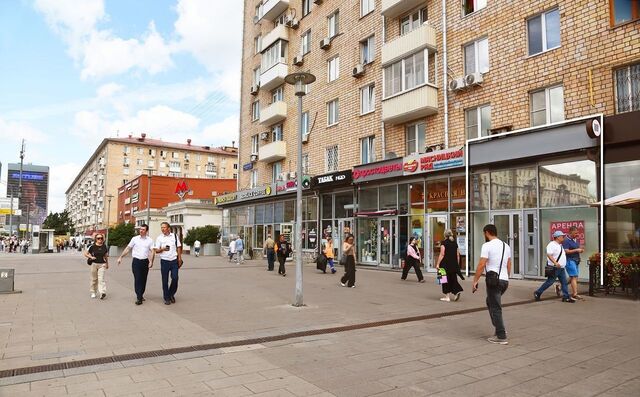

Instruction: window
[360,35,375,65]
[302,154,309,174]
[254,34,262,54]
[272,86,284,103]
[327,99,339,126]
[464,37,489,74]
[147,160,154,167]
[137,148,143,155]
[530,85,564,126]
[328,56,340,82]
[253,67,260,86]
[615,63,640,113]
[384,50,427,98]
[406,123,426,155]
[328,11,339,38]
[302,0,311,17]
[255,2,263,20]
[251,135,259,154]
[251,101,260,121]
[361,0,374,16]
[136,159,143,166]
[301,111,310,136]
[172,152,179,159]
[206,163,216,173]
[611,0,640,25]
[123,146,130,154]
[233,163,238,170]
[527,8,560,56]
[326,145,339,172]
[272,162,282,183]
[274,12,287,27]
[463,0,487,16]
[272,124,283,141]
[251,170,258,188]
[301,30,311,55]
[465,105,492,139]
[123,157,130,166]
[360,84,375,114]
[149,149,156,156]
[360,136,376,164]
[262,40,287,72]
[400,7,427,36]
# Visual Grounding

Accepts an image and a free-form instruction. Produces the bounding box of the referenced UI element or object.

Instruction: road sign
[0,209,20,215]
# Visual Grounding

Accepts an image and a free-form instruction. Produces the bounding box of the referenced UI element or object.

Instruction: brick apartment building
[218,0,639,278]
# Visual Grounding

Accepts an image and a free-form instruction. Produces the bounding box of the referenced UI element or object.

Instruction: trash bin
[0,269,16,293]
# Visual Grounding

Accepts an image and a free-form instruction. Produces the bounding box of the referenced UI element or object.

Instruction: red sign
[175,181,189,200]
[550,220,585,247]
[402,147,464,175]
[353,159,403,182]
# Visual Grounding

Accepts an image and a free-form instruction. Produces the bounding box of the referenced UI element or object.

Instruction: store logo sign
[175,181,190,200]
[402,147,464,176]
[312,170,353,188]
[353,159,403,183]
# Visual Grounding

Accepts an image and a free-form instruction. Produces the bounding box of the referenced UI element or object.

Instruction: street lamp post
[105,194,113,245]
[143,168,154,227]
[284,71,316,307]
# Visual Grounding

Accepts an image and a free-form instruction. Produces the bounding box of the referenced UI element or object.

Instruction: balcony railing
[382,22,436,66]
[260,62,288,91]
[260,101,288,125]
[260,0,290,22]
[261,24,289,53]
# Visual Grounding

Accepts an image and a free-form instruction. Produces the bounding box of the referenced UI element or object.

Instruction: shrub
[107,223,136,247]
[183,225,220,246]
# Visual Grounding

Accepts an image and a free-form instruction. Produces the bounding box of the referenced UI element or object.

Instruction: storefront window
[606,160,640,198]
[255,205,264,224]
[410,182,424,214]
[491,168,537,209]
[274,202,284,223]
[247,206,255,224]
[409,215,424,258]
[335,191,353,218]
[399,216,409,261]
[379,185,397,210]
[451,177,466,211]
[398,184,409,215]
[264,203,274,223]
[302,221,319,250]
[470,212,489,272]
[539,160,597,207]
[322,194,332,219]
[605,160,640,253]
[304,197,317,220]
[471,173,489,210]
[427,179,448,212]
[285,200,295,222]
[357,218,378,262]
[256,225,264,250]
[359,187,378,211]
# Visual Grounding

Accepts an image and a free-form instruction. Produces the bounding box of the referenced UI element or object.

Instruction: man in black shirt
[84,234,109,300]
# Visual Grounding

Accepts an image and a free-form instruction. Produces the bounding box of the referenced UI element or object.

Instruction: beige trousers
[90,263,107,294]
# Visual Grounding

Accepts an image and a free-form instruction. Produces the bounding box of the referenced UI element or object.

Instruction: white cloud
[96,83,124,98]
[49,163,82,212]
[201,115,239,147]
[0,118,49,144]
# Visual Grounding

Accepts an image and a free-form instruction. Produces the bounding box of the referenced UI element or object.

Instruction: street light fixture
[284,71,316,307]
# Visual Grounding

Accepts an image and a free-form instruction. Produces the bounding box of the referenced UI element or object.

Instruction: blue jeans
[160,259,179,301]
[536,267,569,299]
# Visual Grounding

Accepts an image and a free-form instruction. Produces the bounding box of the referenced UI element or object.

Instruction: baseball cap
[552,230,566,238]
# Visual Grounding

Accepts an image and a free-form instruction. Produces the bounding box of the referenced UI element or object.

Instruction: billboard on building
[6,163,50,228]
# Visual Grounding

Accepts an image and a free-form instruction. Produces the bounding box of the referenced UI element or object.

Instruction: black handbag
[485,242,505,288]
[544,249,564,278]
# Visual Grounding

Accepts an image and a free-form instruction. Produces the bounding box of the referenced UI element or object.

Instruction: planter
[203,243,220,256]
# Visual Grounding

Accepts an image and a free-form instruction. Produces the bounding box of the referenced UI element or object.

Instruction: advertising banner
[402,146,464,176]
[550,220,585,246]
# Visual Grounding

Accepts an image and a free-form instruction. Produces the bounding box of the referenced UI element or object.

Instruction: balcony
[260,101,287,125]
[382,84,438,124]
[260,0,289,22]
[381,0,425,18]
[260,62,288,91]
[258,141,287,163]
[261,24,289,53]
[382,23,437,66]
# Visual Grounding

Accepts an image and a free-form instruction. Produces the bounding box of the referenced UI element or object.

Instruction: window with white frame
[272,124,284,141]
[301,111,310,136]
[272,86,284,103]
[360,136,376,164]
[169,161,180,169]
[253,67,260,86]
[326,145,339,172]
[406,122,426,155]
[123,157,130,166]
[527,8,560,56]
[272,162,282,182]
[255,2,263,20]
[262,40,287,72]
[328,11,339,38]
[172,152,179,159]
[302,0,311,17]
[274,12,287,27]
[251,135,259,154]
[251,170,258,188]
[302,154,309,174]
[464,37,489,74]
[360,35,375,65]
[615,63,640,113]
[328,56,340,82]
[251,101,260,121]
[360,84,375,114]
[137,159,143,166]
[361,0,374,16]
[301,30,311,55]
[465,105,492,139]
[463,0,487,16]
[327,99,339,126]
[147,160,154,167]
[254,34,262,54]
[530,85,564,126]
[137,148,143,155]
[384,50,427,98]
[123,145,130,154]
[400,7,427,36]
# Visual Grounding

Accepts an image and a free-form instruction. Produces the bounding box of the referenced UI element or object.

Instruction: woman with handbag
[435,229,463,302]
[340,234,356,288]
[401,237,425,282]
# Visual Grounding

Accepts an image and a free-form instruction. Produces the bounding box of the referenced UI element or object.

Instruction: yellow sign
[0,209,16,215]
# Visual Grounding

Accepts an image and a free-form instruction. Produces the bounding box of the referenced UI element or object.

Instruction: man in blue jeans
[154,222,183,305]
[534,230,575,303]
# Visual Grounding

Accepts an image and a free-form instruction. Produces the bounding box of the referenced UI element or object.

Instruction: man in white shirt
[154,222,183,305]
[193,239,201,257]
[117,224,155,305]
[534,230,575,303]
[228,237,237,262]
[472,224,512,345]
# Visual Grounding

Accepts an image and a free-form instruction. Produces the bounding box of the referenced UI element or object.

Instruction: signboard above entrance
[402,146,464,176]
[353,158,403,183]
[214,184,274,205]
[310,170,353,188]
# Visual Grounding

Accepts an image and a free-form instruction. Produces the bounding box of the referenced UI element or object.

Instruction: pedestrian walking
[275,234,291,276]
[340,234,356,288]
[472,224,511,345]
[534,231,576,303]
[154,222,183,305]
[228,237,237,262]
[193,239,201,257]
[117,224,155,305]
[324,236,337,274]
[263,234,276,271]
[84,233,109,300]
[436,230,463,301]
[235,235,245,264]
[562,226,584,300]
[401,237,425,283]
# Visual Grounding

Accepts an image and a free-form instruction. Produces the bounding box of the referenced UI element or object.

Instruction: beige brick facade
[238,0,639,189]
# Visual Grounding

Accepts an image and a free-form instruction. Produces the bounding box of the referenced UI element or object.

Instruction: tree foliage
[183,225,220,246]
[107,223,136,247]
[42,210,75,235]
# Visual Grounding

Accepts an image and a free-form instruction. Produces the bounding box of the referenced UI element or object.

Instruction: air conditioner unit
[288,171,297,180]
[260,131,270,140]
[465,72,483,86]
[250,154,258,162]
[302,133,309,143]
[250,84,259,95]
[277,172,287,181]
[352,63,365,77]
[293,54,304,66]
[448,77,466,91]
[320,37,331,50]
[285,16,299,29]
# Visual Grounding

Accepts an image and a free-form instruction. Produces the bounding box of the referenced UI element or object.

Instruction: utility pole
[144,168,154,227]
[18,139,25,238]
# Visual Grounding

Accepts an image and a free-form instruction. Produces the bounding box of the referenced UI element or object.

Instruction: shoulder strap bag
[544,247,563,278]
[485,242,505,288]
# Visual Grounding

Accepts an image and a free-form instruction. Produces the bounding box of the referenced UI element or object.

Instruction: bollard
[0,269,22,294]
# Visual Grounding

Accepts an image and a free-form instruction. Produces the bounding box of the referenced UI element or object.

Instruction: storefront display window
[410,215,424,258]
[427,179,449,212]
[471,173,489,210]
[359,187,378,211]
[274,202,284,223]
[335,191,353,218]
[264,203,274,223]
[451,177,466,211]
[357,218,378,262]
[379,185,397,209]
[399,216,409,261]
[255,205,264,224]
[605,160,640,252]
[539,160,596,207]
[322,194,332,219]
[470,212,489,272]
[285,200,295,222]
[398,184,409,215]
[304,197,317,221]
[490,168,537,209]
[410,182,424,214]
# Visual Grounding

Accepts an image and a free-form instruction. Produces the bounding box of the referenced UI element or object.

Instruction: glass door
[524,210,539,277]
[491,212,522,278]
[378,218,397,268]
[426,215,448,272]
[336,219,352,258]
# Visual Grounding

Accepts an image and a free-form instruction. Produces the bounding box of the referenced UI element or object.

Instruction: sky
[0,0,244,213]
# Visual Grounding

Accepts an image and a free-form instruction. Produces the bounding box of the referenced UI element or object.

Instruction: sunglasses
[96,237,104,240]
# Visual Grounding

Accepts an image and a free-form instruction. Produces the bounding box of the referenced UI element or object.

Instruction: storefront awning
[354,209,398,217]
[592,187,640,208]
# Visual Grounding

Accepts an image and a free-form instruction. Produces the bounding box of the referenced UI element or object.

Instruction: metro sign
[175,181,190,200]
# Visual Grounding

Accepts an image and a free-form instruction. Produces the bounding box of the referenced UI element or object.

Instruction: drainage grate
[0,295,557,379]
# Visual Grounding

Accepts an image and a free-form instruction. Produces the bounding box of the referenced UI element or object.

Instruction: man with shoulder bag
[534,231,575,303]
[472,224,512,345]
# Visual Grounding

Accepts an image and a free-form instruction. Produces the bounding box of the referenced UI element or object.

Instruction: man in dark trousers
[275,234,291,277]
[263,233,276,271]
[117,224,155,305]
[154,222,183,305]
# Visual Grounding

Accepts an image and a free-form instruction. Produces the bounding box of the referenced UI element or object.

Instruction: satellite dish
[386,152,397,159]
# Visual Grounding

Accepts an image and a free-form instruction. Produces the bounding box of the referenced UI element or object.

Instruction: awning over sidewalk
[591,187,640,208]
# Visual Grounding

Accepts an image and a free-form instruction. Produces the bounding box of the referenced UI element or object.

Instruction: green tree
[42,210,75,235]
[107,223,136,247]
[183,225,220,246]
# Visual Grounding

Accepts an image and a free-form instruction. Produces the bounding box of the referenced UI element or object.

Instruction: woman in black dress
[435,229,463,302]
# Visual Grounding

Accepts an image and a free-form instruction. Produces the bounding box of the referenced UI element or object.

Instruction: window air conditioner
[293,54,304,66]
[465,72,484,86]
[260,131,270,140]
[320,37,331,50]
[352,63,365,77]
[250,84,259,95]
[250,154,259,162]
[448,77,467,91]
[285,16,299,29]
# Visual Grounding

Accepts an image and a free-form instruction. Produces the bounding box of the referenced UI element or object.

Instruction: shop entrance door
[336,219,353,258]
[426,215,448,272]
[491,212,522,278]
[523,210,539,277]
[378,218,397,268]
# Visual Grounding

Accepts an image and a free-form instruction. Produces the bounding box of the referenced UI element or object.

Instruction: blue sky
[0,0,243,212]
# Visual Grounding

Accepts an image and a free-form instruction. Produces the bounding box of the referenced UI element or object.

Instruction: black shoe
[164,300,171,305]
[141,297,146,301]
[135,300,142,305]
[282,273,286,277]
[100,293,106,300]
[562,297,576,303]
[170,297,176,304]
[533,292,541,301]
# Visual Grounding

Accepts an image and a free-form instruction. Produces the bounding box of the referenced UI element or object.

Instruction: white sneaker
[90,292,97,299]
[440,296,450,302]
[340,282,347,287]
[454,292,461,302]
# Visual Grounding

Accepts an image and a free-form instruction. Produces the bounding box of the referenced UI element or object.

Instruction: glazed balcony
[382,84,438,124]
